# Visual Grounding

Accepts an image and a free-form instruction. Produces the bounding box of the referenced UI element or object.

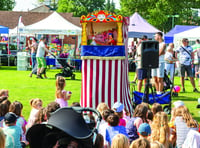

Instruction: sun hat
[112,102,124,113]
[173,100,184,108]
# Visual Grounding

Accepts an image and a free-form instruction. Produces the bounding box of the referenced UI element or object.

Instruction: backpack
[125,117,139,143]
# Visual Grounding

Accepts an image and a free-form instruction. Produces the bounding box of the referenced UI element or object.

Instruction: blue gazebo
[0,25,9,34]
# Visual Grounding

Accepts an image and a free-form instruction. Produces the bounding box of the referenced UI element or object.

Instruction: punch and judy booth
[80,10,132,112]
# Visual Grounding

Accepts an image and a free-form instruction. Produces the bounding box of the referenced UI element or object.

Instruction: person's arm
[159,43,166,56]
[134,118,143,130]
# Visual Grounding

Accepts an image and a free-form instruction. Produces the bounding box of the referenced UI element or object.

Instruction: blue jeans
[31,53,36,69]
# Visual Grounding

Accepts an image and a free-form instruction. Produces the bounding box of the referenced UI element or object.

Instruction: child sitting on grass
[3,112,22,148]
[26,98,43,129]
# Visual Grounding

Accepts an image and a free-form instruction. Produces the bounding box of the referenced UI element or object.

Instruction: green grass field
[0,66,200,122]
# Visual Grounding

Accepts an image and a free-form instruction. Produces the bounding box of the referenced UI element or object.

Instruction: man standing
[152,32,166,94]
[136,35,148,92]
[36,36,51,79]
[176,38,199,92]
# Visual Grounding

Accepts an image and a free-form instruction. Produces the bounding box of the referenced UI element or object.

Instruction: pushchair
[133,70,173,114]
[26,107,102,148]
[53,53,76,80]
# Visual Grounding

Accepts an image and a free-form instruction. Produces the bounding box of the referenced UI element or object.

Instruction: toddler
[55,76,71,107]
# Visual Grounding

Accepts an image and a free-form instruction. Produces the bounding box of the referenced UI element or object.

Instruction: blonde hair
[0,127,5,148]
[96,102,109,115]
[151,141,165,148]
[130,137,150,148]
[151,112,170,147]
[111,134,129,148]
[30,98,43,109]
[175,105,197,128]
[55,76,66,98]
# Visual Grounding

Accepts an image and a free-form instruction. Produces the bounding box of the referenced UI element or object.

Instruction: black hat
[4,112,17,124]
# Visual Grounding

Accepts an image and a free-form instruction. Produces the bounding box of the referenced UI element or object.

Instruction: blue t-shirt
[3,125,22,148]
[176,46,193,65]
[106,125,128,144]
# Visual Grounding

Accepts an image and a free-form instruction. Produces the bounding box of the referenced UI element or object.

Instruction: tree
[120,0,200,32]
[0,0,15,11]
[57,0,105,17]
[105,0,116,13]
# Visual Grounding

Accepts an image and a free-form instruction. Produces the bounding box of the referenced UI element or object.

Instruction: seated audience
[151,112,170,148]
[0,127,6,148]
[111,134,129,148]
[129,137,150,148]
[105,114,128,146]
[112,102,126,127]
[138,123,151,139]
[26,98,43,129]
[3,112,22,148]
[174,105,199,148]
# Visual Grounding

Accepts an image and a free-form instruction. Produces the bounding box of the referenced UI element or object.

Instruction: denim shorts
[180,64,193,77]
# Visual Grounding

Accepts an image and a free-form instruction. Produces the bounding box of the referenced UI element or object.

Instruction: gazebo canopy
[0,25,9,34]
[128,12,160,38]
[22,12,81,35]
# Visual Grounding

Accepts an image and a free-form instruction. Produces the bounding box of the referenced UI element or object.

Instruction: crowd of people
[1,84,200,147]
[131,32,200,93]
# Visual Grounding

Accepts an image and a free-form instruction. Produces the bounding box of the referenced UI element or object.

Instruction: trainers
[36,74,43,79]
[181,88,185,93]
[193,88,199,93]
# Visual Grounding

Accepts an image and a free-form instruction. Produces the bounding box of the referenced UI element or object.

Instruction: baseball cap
[138,123,151,136]
[4,112,17,124]
[112,102,124,113]
[173,100,184,108]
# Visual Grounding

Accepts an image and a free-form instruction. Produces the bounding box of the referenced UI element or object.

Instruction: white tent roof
[128,12,160,38]
[173,26,200,48]
[22,12,81,35]
[9,22,25,34]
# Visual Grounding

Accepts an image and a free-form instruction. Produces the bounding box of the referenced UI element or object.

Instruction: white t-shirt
[159,42,166,63]
[165,51,173,63]
[36,41,45,57]
[176,45,193,65]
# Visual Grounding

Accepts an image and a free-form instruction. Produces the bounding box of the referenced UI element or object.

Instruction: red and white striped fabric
[81,59,132,112]
[80,17,133,113]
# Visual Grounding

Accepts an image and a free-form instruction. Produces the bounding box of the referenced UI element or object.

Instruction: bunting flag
[17,15,22,51]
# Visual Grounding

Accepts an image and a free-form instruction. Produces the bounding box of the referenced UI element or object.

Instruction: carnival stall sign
[80,10,132,113]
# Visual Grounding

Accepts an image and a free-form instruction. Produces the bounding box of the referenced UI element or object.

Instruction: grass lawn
[0,66,200,122]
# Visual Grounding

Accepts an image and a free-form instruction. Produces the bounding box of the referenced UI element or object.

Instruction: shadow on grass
[172,95,197,101]
[0,66,17,71]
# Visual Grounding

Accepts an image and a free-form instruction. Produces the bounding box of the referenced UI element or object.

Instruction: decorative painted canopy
[80,10,123,23]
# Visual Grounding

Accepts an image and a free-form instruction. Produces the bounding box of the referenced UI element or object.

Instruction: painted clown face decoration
[97,14,106,21]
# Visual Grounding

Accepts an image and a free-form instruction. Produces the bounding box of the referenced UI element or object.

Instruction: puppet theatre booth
[80,10,133,113]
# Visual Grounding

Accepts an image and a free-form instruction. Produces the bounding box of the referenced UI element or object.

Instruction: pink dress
[55,90,68,108]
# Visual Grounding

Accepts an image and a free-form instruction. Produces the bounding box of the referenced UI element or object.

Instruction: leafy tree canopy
[57,0,105,17]
[120,0,200,32]
[0,0,15,11]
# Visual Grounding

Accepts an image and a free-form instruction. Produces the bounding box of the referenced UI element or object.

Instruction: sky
[13,0,121,11]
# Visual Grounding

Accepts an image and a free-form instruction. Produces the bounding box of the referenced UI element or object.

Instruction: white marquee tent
[173,26,200,48]
[128,12,160,38]
[22,12,81,35]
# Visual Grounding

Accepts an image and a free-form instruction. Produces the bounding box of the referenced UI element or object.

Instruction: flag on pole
[17,15,22,51]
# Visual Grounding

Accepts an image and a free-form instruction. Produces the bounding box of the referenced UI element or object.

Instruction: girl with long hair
[55,76,71,108]
[126,104,148,143]
[151,112,170,148]
[174,105,198,148]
